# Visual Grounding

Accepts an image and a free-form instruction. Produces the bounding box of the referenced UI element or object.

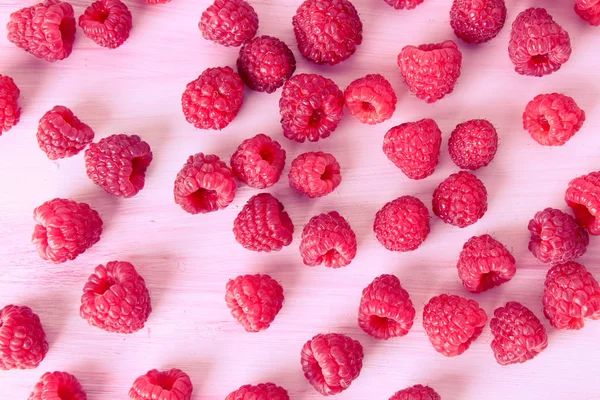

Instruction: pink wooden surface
[1,0,600,398]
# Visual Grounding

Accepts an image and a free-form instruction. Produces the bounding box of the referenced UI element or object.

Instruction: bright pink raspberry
[523,93,585,146]
[0,305,48,370]
[0,74,21,134]
[289,152,342,198]
[28,371,87,400]
[383,0,424,10]
[565,171,600,235]
[199,0,258,47]
[301,333,364,396]
[129,368,193,400]
[389,385,440,400]
[79,0,132,49]
[450,0,506,44]
[576,0,600,25]
[226,383,289,400]
[344,74,397,125]
[374,196,430,252]
[37,106,94,160]
[300,212,357,268]
[432,171,488,228]
[230,134,286,189]
[448,119,498,170]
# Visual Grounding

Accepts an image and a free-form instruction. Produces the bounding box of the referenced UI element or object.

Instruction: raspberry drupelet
[389,385,441,400]
[344,74,397,125]
[0,74,21,134]
[432,171,488,228]
[199,0,258,47]
[300,212,357,268]
[129,368,193,400]
[226,383,289,400]
[523,93,585,146]
[450,0,506,44]
[79,0,132,49]
[28,371,87,400]
[230,134,286,189]
[374,196,430,252]
[37,106,94,160]
[383,0,424,10]
[0,305,48,370]
[565,171,600,235]
[448,119,498,170]
[576,0,600,25]
[289,152,342,198]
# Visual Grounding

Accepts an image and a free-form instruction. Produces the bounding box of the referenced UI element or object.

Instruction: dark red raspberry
[173,153,236,214]
[32,198,103,263]
[230,134,286,189]
[301,333,364,396]
[199,0,258,47]
[523,93,585,146]
[448,119,498,170]
[37,106,94,160]
[233,193,294,252]
[300,212,357,268]
[565,171,600,235]
[508,8,571,77]
[389,385,440,400]
[344,74,397,125]
[237,36,296,93]
[85,134,152,198]
[0,74,21,134]
[528,208,589,264]
[432,171,488,228]
[398,41,462,103]
[457,234,516,293]
[374,196,430,252]
[226,383,289,400]
[279,74,344,142]
[225,274,284,332]
[0,305,48,370]
[423,294,487,357]
[80,261,151,334]
[7,0,76,62]
[288,152,342,198]
[576,0,600,25]
[383,0,424,10]
[28,371,86,400]
[293,0,363,66]
[383,119,442,180]
[490,302,548,366]
[181,67,244,130]
[450,0,506,44]
[79,0,132,49]
[543,261,600,330]
[129,368,193,400]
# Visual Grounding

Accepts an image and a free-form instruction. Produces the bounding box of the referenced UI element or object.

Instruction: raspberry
[344,74,397,125]
[490,302,548,366]
[450,0,507,44]
[85,134,152,198]
[32,198,103,263]
[173,153,236,214]
[300,333,364,396]
[225,274,284,332]
[423,294,487,357]
[457,235,516,293]
[543,261,600,330]
[383,0,424,10]
[374,196,430,252]
[0,74,21,134]
[129,368,193,400]
[383,119,442,180]
[226,383,289,400]
[199,0,258,47]
[300,212,357,268]
[28,371,86,400]
[398,41,462,103]
[432,171,488,228]
[80,261,151,334]
[37,106,94,160]
[523,93,585,146]
[230,134,286,189]
[292,0,363,66]
[181,67,244,130]
[576,0,600,25]
[508,8,571,77]
[389,385,441,400]
[448,119,498,170]
[237,36,296,93]
[79,0,132,49]
[288,152,342,198]
[233,193,294,252]
[565,171,600,235]
[279,74,344,142]
[0,305,48,370]
[7,0,76,62]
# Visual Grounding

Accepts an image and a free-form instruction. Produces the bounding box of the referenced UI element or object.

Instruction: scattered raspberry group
[374,196,430,252]
[0,305,48,370]
[226,383,289,400]
[79,0,133,49]
[389,385,440,400]
[289,152,342,198]
[0,74,21,134]
[448,119,498,170]
[344,74,397,125]
[230,134,286,189]
[129,368,193,400]
[37,106,95,160]
[565,171,600,235]
[450,0,507,44]
[300,212,357,268]
[523,93,585,146]
[199,0,258,47]
[28,371,87,400]
[576,0,600,25]
[432,171,488,228]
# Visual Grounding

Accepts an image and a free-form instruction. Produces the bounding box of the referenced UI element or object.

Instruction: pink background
[1,0,600,399]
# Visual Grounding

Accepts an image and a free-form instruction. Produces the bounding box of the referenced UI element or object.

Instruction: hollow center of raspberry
[530,54,549,66]
[130,157,149,188]
[320,166,334,182]
[187,188,218,213]
[95,279,115,295]
[480,272,499,289]
[90,7,111,23]
[308,109,324,127]
[258,147,275,164]
[59,19,75,44]
[369,315,398,332]
[322,249,339,264]
[57,385,76,400]
[154,372,177,391]
[571,203,595,228]
[538,116,551,132]
[361,101,375,113]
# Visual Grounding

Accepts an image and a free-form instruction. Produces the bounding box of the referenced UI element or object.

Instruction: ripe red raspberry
[448,119,498,170]
[383,0,424,10]
[28,371,86,400]
[389,385,440,400]
[344,74,397,125]
[79,0,132,49]
[225,274,284,332]
[173,153,236,214]
[230,134,286,189]
[565,171,600,235]
[129,368,193,400]
[543,261,600,330]
[423,294,487,357]
[237,36,296,93]
[37,106,94,160]
[32,198,103,263]
[80,261,151,334]
[85,134,152,198]
[523,93,585,146]
[288,152,342,198]
[576,0,600,25]
[182,67,244,130]
[0,305,48,370]
[508,8,571,77]
[0,74,21,134]
[383,119,442,180]
[199,0,258,47]
[450,0,506,44]
[7,0,76,62]
[279,74,344,142]
[432,171,488,228]
[300,212,357,268]
[233,193,294,252]
[457,235,516,293]
[293,0,363,66]
[226,383,289,400]
[301,333,364,396]
[398,41,462,103]
[374,196,430,252]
